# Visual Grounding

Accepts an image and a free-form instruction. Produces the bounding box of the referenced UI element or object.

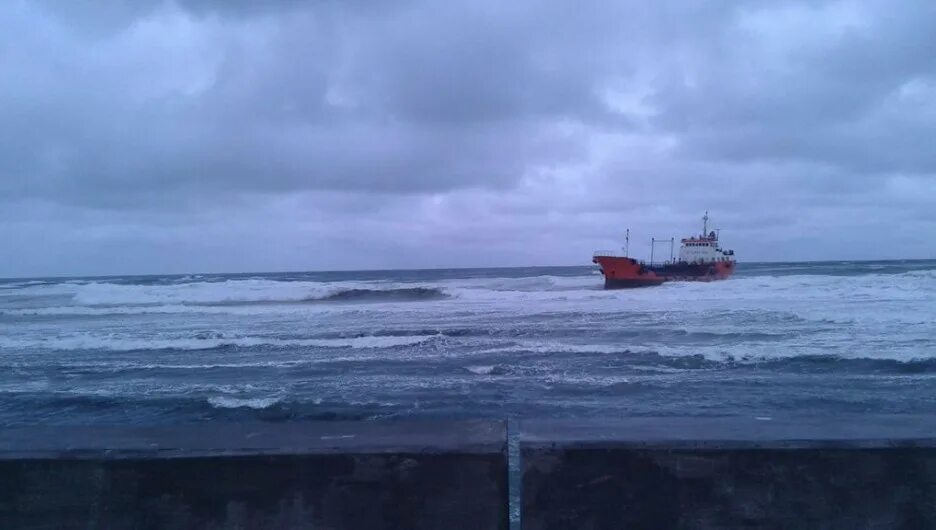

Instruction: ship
[592,212,736,288]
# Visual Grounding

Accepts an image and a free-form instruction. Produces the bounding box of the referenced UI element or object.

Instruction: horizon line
[2,258,934,282]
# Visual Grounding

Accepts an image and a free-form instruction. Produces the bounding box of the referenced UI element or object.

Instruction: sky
[1,0,935,277]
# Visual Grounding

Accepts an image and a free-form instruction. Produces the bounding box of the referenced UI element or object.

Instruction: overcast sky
[2,0,935,277]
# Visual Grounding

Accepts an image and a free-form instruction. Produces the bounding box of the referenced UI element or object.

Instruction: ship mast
[702,211,709,237]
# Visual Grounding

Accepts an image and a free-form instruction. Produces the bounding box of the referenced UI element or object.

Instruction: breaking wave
[464,365,497,375]
[207,396,282,409]
[0,285,449,315]
[314,287,447,303]
[3,261,936,426]
[0,333,438,352]
[2,278,451,307]
[5,265,934,315]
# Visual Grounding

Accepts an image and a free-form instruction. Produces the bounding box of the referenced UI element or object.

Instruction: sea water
[1,260,935,426]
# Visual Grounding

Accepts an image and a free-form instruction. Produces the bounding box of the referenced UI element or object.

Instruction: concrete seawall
[5,416,936,529]
[0,420,508,530]
[521,416,936,530]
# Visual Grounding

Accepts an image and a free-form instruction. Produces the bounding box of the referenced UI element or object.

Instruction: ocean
[1,260,935,427]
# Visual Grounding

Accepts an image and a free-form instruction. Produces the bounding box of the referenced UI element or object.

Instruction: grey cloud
[1,0,935,275]
[4,0,603,209]
[652,0,936,173]
[35,0,316,31]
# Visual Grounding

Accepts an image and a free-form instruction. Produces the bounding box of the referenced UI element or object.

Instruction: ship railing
[592,250,619,257]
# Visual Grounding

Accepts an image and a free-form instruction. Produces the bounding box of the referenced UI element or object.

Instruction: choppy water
[1,260,935,426]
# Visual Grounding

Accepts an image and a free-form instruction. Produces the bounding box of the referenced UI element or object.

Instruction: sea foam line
[0,334,438,352]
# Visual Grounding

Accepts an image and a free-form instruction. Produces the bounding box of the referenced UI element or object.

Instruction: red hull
[593,256,735,289]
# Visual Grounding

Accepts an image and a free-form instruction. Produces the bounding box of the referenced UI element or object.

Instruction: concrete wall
[0,421,508,530]
[6,416,936,529]
[521,416,936,530]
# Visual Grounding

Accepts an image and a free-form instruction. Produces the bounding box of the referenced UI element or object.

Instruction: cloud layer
[2,0,935,276]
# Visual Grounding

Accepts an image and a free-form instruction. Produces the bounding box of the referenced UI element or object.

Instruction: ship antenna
[624,229,630,257]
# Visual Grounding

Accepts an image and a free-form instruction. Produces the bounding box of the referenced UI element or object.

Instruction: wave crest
[313,287,447,303]
[207,396,282,409]
[0,333,438,352]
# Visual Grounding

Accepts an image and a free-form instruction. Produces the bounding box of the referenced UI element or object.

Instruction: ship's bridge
[677,213,735,264]
[678,236,722,263]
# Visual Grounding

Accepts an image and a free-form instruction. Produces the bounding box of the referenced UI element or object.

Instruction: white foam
[4,278,402,308]
[441,275,596,293]
[2,305,244,316]
[71,279,340,306]
[0,333,437,352]
[0,303,371,317]
[0,277,460,315]
[506,340,629,355]
[4,267,935,366]
[19,268,931,315]
[207,396,281,409]
[465,365,496,375]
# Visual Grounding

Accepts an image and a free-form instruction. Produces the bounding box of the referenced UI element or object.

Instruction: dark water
[1,260,935,426]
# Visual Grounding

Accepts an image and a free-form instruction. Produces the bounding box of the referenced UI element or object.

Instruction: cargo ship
[592,212,735,288]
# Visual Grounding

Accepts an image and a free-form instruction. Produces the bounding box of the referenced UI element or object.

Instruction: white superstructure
[676,212,735,264]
